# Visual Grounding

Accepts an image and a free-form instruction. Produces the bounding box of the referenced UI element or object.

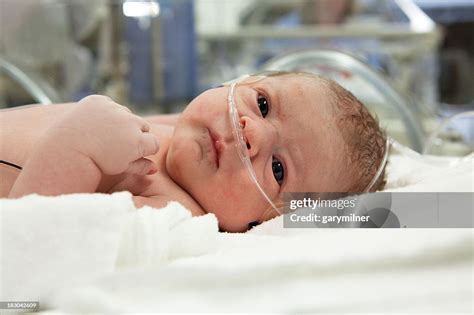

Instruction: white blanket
[0,192,218,307]
[48,229,472,313]
[0,152,473,313]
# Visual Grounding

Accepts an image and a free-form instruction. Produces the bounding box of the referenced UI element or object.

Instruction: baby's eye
[257,95,269,118]
[272,157,284,186]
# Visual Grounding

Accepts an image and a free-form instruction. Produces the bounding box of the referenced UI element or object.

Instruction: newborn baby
[0,71,387,232]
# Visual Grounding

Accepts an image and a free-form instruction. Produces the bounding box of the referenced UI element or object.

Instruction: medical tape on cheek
[227,81,281,217]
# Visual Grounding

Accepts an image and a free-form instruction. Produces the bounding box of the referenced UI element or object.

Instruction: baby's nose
[240,116,276,159]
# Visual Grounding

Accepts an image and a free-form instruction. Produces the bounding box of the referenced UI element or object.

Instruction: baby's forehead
[269,73,327,94]
[267,74,332,108]
[270,72,319,85]
[267,73,342,176]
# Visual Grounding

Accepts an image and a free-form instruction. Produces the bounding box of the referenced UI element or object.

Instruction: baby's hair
[254,70,387,192]
[321,76,387,192]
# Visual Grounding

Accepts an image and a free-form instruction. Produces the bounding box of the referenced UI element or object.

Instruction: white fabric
[48,229,472,313]
[384,153,473,192]
[0,192,218,305]
[0,151,472,313]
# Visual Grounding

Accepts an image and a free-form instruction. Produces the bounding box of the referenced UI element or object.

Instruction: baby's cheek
[221,188,238,200]
[206,189,239,215]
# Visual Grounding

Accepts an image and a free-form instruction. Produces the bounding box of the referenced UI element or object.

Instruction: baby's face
[166,75,346,232]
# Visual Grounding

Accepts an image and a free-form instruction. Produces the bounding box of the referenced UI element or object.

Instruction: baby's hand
[48,95,159,176]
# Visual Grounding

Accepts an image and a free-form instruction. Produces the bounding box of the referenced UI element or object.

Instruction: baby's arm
[9,95,159,199]
[9,137,101,198]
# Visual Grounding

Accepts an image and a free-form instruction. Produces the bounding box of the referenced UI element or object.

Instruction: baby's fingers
[139,132,160,157]
[125,158,157,175]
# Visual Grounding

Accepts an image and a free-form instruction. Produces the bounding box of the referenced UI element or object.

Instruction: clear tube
[364,137,390,192]
[228,80,281,217]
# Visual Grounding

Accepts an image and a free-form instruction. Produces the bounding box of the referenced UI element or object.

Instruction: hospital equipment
[199,0,442,115]
[423,111,474,156]
[0,57,61,105]
[125,0,197,108]
[0,0,109,105]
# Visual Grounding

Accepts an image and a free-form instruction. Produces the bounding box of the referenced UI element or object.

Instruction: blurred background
[0,0,473,155]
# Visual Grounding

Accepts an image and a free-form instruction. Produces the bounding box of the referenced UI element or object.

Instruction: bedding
[0,152,472,313]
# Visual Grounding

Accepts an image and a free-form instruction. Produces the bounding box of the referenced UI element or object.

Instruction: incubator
[423,111,474,156]
[199,0,442,115]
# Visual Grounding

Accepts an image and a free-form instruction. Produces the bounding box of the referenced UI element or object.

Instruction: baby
[0,71,387,232]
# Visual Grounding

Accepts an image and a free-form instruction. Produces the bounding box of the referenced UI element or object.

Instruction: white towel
[0,192,218,307]
[385,153,473,192]
[46,228,473,313]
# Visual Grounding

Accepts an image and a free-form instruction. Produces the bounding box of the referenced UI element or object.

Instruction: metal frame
[0,57,61,105]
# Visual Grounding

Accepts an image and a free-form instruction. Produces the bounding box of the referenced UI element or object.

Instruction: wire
[0,160,22,170]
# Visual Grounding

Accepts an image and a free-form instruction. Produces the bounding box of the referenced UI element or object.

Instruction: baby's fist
[53,95,160,176]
